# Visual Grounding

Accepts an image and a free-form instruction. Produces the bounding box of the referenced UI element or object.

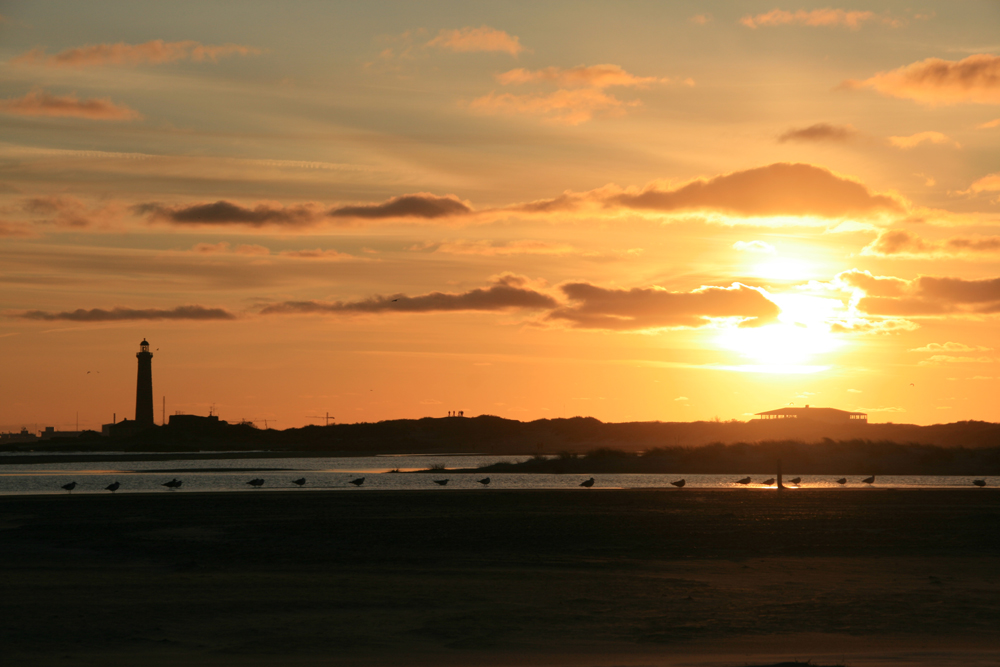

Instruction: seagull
[836,478,847,485]
[761,478,775,486]
[391,299,399,302]
[105,481,120,493]
[973,479,986,487]
[292,478,306,487]
[433,479,449,486]
[478,477,491,486]
[580,477,595,488]
[671,479,685,488]
[247,478,265,488]
[736,477,751,485]
[862,475,875,485]
[349,477,365,487]
[789,477,801,485]
[61,481,78,493]
[162,478,183,490]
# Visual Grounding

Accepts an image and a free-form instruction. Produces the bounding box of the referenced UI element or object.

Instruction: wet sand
[2,488,999,666]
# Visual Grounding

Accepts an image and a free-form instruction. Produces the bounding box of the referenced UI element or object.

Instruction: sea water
[0,452,992,495]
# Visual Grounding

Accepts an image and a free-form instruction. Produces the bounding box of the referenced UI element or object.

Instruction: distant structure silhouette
[433,479,449,486]
[836,478,847,485]
[135,339,155,429]
[862,475,875,485]
[292,477,306,487]
[478,477,491,486]
[671,479,685,488]
[247,478,265,488]
[162,478,182,490]
[755,405,866,424]
[736,477,751,485]
[105,481,120,493]
[580,477,595,488]
[973,479,986,487]
[61,481,77,493]
[349,477,365,486]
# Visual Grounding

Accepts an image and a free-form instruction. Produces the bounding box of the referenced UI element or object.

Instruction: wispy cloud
[834,269,1000,316]
[427,26,524,56]
[473,63,689,125]
[13,305,237,322]
[733,240,776,254]
[740,8,899,29]
[13,40,262,67]
[496,64,672,89]
[909,342,992,353]
[777,123,856,143]
[511,163,904,219]
[0,89,140,120]
[260,274,556,315]
[887,131,960,148]
[328,194,471,220]
[862,229,1000,257]
[138,201,324,227]
[842,54,1000,105]
[548,282,780,331]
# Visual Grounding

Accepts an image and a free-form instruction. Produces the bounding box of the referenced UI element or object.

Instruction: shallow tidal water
[0,452,992,495]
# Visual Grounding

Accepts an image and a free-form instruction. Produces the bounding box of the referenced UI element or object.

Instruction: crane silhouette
[306,412,333,426]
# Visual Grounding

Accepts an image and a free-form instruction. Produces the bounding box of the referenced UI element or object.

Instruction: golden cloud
[13,40,262,67]
[0,90,140,120]
[427,26,524,56]
[843,54,1000,105]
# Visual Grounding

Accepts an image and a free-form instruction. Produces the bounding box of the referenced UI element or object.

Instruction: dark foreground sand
[2,488,999,666]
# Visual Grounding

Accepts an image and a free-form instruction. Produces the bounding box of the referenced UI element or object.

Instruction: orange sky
[2,2,1000,431]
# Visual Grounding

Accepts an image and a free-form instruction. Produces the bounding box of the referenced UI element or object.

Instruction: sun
[715,293,845,370]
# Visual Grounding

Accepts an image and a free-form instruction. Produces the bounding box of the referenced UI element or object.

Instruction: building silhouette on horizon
[754,405,867,424]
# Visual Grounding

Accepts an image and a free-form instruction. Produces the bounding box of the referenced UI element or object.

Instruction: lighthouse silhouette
[135,339,155,428]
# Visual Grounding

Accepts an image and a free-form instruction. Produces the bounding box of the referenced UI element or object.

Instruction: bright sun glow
[716,293,845,371]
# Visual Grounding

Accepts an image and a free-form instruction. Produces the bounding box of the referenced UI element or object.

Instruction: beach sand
[2,488,998,666]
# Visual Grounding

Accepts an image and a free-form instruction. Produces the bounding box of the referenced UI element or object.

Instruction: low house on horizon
[754,405,867,424]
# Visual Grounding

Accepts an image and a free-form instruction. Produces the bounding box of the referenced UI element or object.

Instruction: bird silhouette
[671,479,685,488]
[580,477,595,488]
[292,477,306,487]
[62,481,77,493]
[478,477,491,486]
[736,477,751,485]
[761,478,775,486]
[836,478,847,485]
[247,478,265,488]
[433,479,449,486]
[862,475,875,485]
[349,477,365,487]
[789,477,801,485]
[973,479,986,487]
[105,481,120,493]
[162,478,182,490]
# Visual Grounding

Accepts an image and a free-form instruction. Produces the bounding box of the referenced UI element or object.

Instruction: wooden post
[777,458,785,490]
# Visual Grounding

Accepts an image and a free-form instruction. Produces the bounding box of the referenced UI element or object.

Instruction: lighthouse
[135,339,155,428]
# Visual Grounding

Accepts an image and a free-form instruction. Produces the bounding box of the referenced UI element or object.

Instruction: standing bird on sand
[862,475,875,485]
[836,478,847,485]
[61,481,78,493]
[433,479,449,486]
[349,477,365,487]
[580,477,595,488]
[789,477,801,485]
[247,478,265,488]
[736,477,751,485]
[478,477,491,486]
[973,479,986,488]
[761,478,775,486]
[105,481,120,493]
[671,479,685,488]
[292,478,306,487]
[162,478,183,490]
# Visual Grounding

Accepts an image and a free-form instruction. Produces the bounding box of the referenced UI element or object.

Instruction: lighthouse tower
[135,339,155,428]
